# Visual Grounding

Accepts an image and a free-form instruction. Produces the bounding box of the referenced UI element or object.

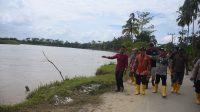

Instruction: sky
[0,0,185,44]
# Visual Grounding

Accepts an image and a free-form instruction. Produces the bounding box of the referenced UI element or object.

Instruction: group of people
[102,43,200,105]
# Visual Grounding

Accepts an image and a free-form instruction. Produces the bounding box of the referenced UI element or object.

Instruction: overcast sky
[0,0,185,44]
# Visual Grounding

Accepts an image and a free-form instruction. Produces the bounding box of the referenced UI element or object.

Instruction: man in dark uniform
[146,42,159,89]
[171,48,189,94]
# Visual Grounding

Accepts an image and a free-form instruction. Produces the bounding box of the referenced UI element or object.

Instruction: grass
[96,62,115,75]
[0,64,116,112]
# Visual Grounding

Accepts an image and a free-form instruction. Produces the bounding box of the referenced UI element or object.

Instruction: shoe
[196,93,200,105]
[162,86,167,97]
[152,84,158,93]
[171,83,176,93]
[135,85,140,95]
[132,81,136,85]
[142,84,146,95]
[175,83,181,94]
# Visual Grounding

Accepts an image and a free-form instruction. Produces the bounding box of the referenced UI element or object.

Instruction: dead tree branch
[42,51,64,81]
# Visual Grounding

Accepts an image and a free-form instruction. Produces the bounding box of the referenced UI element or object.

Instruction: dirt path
[80,75,200,112]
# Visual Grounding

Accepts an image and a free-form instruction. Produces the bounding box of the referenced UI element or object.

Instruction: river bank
[0,44,115,105]
[0,64,118,112]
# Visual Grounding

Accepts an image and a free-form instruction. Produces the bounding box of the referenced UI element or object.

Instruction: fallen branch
[42,51,65,81]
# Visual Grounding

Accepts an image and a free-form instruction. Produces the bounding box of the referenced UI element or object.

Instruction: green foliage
[177,0,200,41]
[135,31,157,44]
[122,12,156,44]
[122,13,139,37]
[132,41,148,48]
[96,63,115,75]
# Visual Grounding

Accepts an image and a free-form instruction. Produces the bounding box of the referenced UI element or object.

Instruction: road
[80,75,200,112]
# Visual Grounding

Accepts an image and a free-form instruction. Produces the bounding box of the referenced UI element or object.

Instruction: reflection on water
[0,44,115,105]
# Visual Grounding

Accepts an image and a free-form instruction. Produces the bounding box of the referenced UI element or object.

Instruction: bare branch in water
[42,51,65,81]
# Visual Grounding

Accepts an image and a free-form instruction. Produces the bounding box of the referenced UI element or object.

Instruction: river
[0,44,115,105]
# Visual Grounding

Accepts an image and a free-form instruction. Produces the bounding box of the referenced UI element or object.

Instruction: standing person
[169,46,179,92]
[190,52,200,105]
[128,48,138,85]
[146,42,159,89]
[192,52,200,69]
[134,47,151,95]
[171,48,189,94]
[102,46,128,92]
[152,48,168,97]
[192,53,200,87]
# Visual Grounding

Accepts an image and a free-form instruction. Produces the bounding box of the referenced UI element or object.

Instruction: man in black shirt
[146,43,159,89]
[171,48,189,94]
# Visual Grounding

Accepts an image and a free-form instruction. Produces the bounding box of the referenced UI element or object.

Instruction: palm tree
[177,9,186,39]
[122,13,139,40]
[190,0,199,44]
[178,5,192,38]
[137,12,153,33]
[179,0,200,43]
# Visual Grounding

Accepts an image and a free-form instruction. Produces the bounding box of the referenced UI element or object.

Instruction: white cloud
[0,0,185,43]
[159,35,179,44]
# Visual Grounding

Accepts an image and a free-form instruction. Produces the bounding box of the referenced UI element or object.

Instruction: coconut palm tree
[177,9,186,39]
[186,0,199,35]
[122,13,139,40]
[179,0,200,43]
[177,5,193,38]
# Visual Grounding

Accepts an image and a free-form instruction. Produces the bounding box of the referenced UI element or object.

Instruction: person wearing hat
[128,48,139,85]
[146,42,159,89]
[171,48,189,94]
[134,47,151,95]
[102,46,128,92]
[190,51,200,105]
[152,48,168,97]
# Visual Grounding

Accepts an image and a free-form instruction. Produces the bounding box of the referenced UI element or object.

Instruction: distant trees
[0,37,19,44]
[0,37,18,41]
[122,12,156,44]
